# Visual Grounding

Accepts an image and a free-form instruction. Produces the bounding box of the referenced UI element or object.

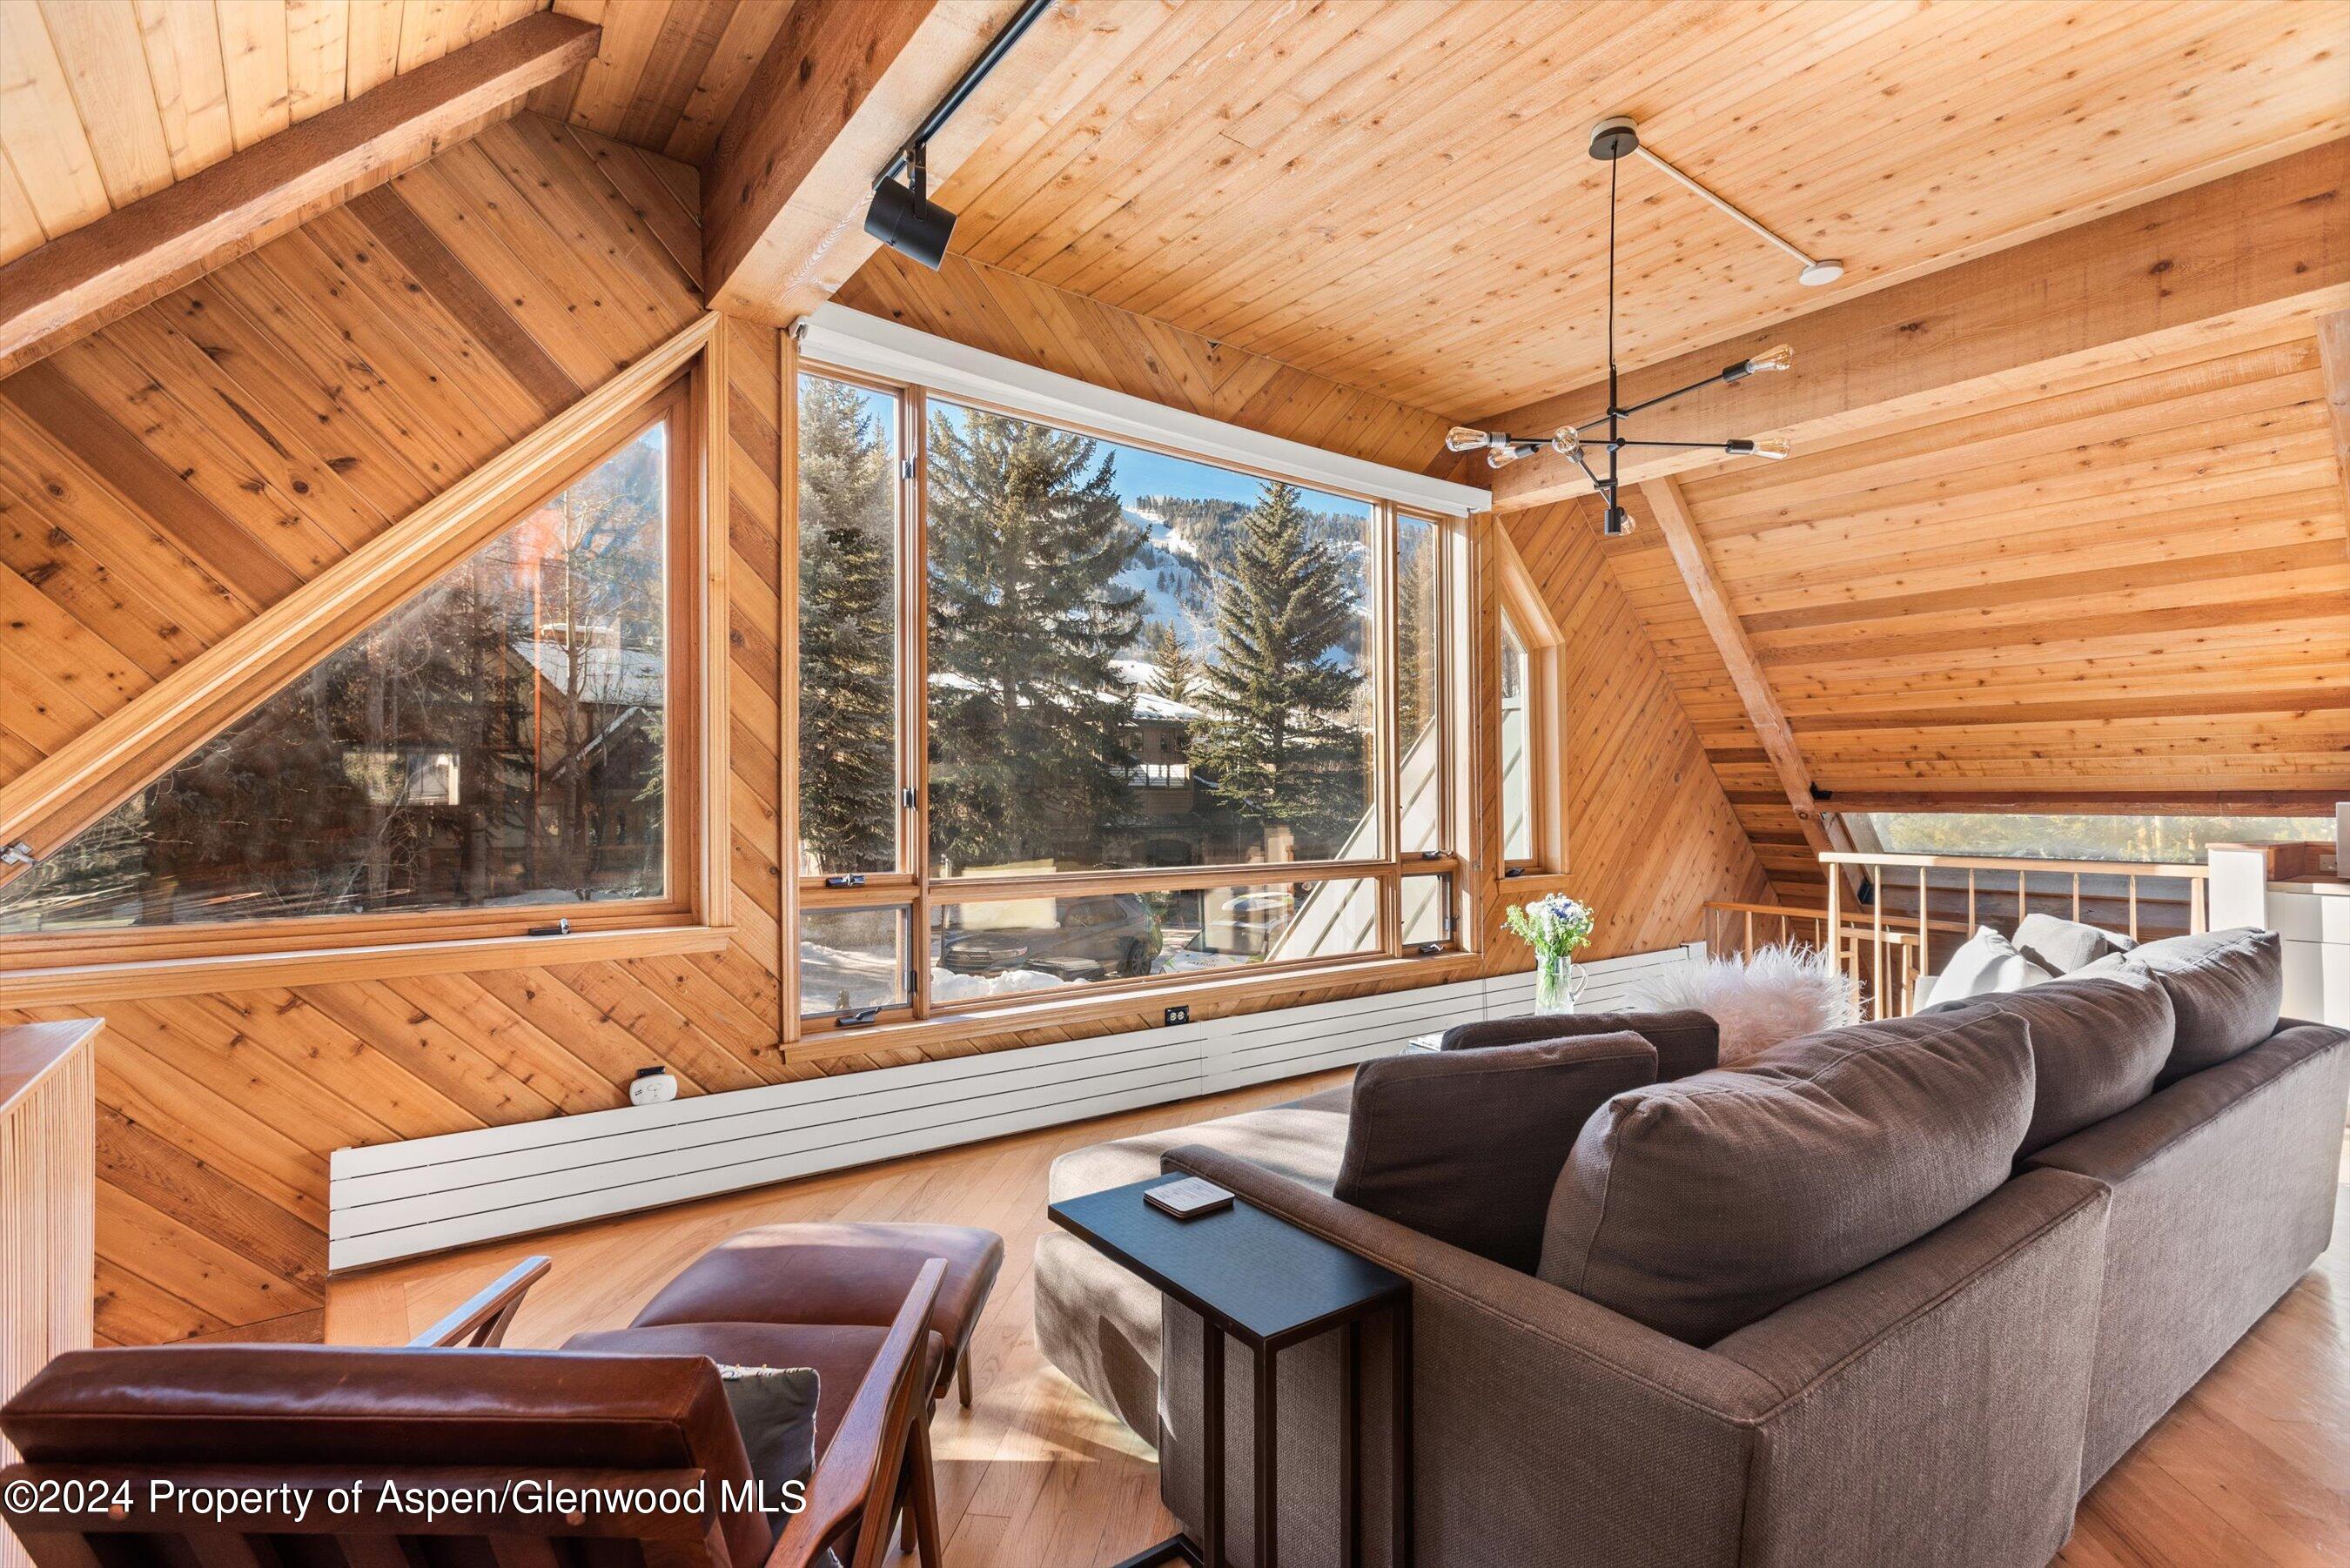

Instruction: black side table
[1050,1174,1412,1568]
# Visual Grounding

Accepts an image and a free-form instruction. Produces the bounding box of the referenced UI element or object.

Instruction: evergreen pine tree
[1394,521,1437,747]
[796,378,899,873]
[1190,480,1365,853]
[925,407,1145,871]
[1145,620,1197,707]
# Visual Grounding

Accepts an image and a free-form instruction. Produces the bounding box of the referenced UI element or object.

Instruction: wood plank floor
[326,1075,2350,1567]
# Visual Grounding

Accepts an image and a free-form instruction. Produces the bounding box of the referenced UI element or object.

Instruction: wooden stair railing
[1707,852,2212,1021]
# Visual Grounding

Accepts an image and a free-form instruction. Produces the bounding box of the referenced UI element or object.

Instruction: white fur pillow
[1629,943,1860,1066]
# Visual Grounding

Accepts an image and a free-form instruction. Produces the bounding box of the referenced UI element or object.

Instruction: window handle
[836,1007,881,1028]
[528,918,574,936]
[825,874,866,888]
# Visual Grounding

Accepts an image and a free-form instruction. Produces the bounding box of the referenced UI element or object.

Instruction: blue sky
[930,397,1366,519]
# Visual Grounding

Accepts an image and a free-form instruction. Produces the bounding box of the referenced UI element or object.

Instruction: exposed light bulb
[1446,426,1491,452]
[1487,446,1519,468]
[1550,431,1582,459]
[1746,344,1795,374]
[1749,435,1792,460]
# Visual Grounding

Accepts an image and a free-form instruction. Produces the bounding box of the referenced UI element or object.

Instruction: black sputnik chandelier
[1446,117,1838,535]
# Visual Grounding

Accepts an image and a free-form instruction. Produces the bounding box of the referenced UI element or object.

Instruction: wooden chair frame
[0,1257,945,1568]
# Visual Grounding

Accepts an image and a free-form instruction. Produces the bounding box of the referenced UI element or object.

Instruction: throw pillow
[1538,1008,2036,1345]
[717,1364,835,1565]
[1924,969,2173,1154]
[1922,926,2055,1008]
[1335,1032,1656,1271]
[2083,927,2282,1082]
[1437,1008,1719,1080]
[2012,911,2137,975]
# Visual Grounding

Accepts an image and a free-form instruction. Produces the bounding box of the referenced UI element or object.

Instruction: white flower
[1505,893,1595,960]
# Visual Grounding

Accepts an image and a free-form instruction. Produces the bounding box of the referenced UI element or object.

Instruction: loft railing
[1704,851,2212,1020]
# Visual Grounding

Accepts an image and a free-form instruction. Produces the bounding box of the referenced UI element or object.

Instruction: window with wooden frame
[789,348,1475,1037]
[1495,532,1566,877]
[0,334,728,995]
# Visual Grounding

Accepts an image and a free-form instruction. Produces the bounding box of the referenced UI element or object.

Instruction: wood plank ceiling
[1628,318,2350,813]
[923,0,2350,422]
[0,1,787,266]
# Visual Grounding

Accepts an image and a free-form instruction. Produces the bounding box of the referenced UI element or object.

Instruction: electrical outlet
[1164,1004,1191,1027]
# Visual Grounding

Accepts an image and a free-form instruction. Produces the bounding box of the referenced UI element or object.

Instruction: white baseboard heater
[328,944,1700,1270]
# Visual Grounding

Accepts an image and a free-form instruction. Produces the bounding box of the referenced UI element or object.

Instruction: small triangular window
[0,409,678,935]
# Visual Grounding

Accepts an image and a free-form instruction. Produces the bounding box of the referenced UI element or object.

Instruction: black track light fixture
[1443,117,1819,534]
[865,144,957,270]
[863,0,1060,270]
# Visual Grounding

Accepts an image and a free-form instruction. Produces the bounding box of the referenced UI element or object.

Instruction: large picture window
[796,372,903,880]
[0,383,699,950]
[794,369,1465,1029]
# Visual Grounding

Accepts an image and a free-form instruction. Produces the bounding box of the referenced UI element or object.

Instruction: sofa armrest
[1709,1169,2111,1568]
[1159,1143,1773,1568]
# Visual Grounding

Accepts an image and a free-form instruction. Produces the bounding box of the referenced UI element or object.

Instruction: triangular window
[0,402,682,937]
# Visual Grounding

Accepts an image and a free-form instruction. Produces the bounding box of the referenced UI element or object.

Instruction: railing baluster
[2128,876,2139,941]
[1917,868,1930,983]
[1828,868,1843,1009]
[1744,908,1755,959]
[1967,868,1977,934]
[1871,878,1886,1022]
[2071,871,2081,921]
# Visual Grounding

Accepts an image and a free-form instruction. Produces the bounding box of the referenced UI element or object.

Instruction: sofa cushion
[1925,970,2174,1155]
[1537,1008,2037,1345]
[1044,1105,1347,1205]
[1334,1032,1655,1271]
[2013,911,2137,975]
[1923,926,2055,1008]
[1440,1008,1719,1080]
[2083,927,2282,1083]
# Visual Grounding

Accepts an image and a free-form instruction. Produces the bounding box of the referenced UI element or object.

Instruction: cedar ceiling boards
[1651,322,2350,816]
[923,0,2350,420]
[3,1,544,261]
[0,3,795,266]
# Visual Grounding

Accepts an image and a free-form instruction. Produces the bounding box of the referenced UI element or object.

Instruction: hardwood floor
[326,1076,2350,1568]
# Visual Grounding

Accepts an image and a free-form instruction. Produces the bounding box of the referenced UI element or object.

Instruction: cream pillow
[1923,926,2056,1008]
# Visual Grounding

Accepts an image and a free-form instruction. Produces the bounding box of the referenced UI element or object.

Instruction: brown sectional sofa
[1035,929,2350,1568]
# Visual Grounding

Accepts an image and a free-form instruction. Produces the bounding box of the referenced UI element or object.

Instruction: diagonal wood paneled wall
[0,134,1769,1343]
[1501,501,1776,944]
[0,113,789,1346]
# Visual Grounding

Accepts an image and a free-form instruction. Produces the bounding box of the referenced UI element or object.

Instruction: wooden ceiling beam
[1821,790,2347,817]
[2319,309,2350,550]
[702,0,1082,325]
[1487,140,2350,512]
[0,11,600,380]
[1638,476,1860,887]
